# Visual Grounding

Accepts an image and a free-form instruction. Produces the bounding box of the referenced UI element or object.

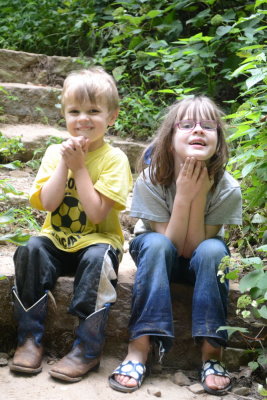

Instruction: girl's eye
[69,110,79,114]
[89,109,100,114]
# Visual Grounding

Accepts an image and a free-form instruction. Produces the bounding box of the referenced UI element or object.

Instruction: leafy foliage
[0,0,266,382]
[218,251,267,376]
[0,179,31,244]
[0,132,25,163]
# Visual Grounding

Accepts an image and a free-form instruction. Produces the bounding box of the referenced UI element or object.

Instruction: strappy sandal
[201,359,232,396]
[109,360,146,393]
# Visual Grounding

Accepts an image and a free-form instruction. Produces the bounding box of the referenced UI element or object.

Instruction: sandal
[201,359,232,396]
[109,360,146,393]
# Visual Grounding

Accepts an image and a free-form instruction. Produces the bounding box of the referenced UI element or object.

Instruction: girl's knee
[136,232,174,253]
[195,238,229,261]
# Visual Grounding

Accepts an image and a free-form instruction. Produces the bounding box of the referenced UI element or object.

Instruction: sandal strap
[111,360,146,387]
[201,359,230,383]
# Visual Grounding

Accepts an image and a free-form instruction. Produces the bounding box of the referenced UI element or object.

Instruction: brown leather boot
[49,344,100,382]
[50,305,110,382]
[10,336,44,374]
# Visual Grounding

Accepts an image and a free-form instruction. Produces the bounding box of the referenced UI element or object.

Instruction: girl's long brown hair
[138,95,229,189]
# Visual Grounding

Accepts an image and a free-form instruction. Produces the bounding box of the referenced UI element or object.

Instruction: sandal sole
[109,377,139,393]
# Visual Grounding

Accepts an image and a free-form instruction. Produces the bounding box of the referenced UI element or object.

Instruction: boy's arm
[61,138,115,224]
[39,156,68,212]
[74,167,115,224]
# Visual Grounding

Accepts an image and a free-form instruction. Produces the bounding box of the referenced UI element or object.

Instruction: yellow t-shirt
[29,142,133,254]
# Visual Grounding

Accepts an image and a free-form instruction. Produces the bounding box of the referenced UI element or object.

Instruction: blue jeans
[129,232,230,352]
[13,236,119,319]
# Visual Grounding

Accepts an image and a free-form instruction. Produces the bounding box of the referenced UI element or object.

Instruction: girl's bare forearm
[164,195,191,254]
[181,195,206,258]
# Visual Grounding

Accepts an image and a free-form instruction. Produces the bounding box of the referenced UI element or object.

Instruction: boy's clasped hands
[60,136,91,171]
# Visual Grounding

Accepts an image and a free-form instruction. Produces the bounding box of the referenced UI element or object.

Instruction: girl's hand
[176,157,207,201]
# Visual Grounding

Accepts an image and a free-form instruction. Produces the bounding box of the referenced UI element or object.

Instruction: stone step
[0,123,146,171]
[0,246,253,371]
[0,82,62,125]
[0,49,88,86]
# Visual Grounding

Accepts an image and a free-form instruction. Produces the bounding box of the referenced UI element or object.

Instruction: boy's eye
[69,109,79,114]
[89,109,100,114]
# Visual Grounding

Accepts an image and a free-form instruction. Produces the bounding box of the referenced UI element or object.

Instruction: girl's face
[64,96,118,151]
[171,111,218,165]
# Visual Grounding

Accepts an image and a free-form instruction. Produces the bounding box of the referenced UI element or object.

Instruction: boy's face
[64,98,118,151]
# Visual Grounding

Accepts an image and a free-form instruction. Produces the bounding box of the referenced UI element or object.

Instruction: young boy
[10,67,132,382]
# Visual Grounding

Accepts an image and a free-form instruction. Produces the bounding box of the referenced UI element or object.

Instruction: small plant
[0,179,30,245]
[0,132,25,163]
[218,248,267,374]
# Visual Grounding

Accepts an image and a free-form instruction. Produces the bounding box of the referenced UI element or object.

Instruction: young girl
[109,95,242,395]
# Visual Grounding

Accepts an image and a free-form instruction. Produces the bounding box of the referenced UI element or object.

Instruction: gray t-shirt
[130,168,242,236]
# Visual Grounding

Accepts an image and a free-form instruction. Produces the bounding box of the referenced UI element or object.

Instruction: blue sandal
[201,359,232,396]
[109,360,146,393]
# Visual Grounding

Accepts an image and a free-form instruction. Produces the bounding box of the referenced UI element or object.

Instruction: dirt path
[0,355,222,400]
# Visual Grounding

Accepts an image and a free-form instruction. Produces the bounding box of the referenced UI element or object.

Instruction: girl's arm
[181,168,221,258]
[150,158,206,254]
[61,138,115,224]
[40,157,69,212]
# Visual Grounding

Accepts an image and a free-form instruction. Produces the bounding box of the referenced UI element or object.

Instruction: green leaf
[258,305,267,319]
[241,257,263,266]
[248,361,259,370]
[0,232,30,245]
[255,0,267,8]
[257,353,267,368]
[0,215,14,224]
[231,62,256,77]
[112,66,126,81]
[216,25,232,36]
[225,270,239,280]
[251,213,267,223]
[1,182,24,195]
[246,72,267,89]
[242,162,256,178]
[239,270,265,293]
[257,245,267,252]
[0,161,22,170]
[217,326,248,338]
[257,273,267,290]
[146,10,162,19]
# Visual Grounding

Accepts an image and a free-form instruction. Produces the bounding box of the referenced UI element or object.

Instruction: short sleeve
[130,172,171,222]
[94,150,132,211]
[29,144,60,210]
[205,172,242,225]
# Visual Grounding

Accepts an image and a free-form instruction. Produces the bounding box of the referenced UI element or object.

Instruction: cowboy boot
[49,303,110,382]
[10,288,48,374]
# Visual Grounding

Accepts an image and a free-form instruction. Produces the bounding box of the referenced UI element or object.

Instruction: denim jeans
[129,232,230,353]
[13,236,119,319]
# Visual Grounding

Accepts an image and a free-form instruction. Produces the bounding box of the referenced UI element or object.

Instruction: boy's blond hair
[61,67,119,114]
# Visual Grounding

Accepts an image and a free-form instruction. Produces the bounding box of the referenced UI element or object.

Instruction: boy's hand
[60,137,90,171]
[67,136,90,152]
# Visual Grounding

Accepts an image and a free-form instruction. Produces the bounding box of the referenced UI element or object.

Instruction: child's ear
[108,108,119,126]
